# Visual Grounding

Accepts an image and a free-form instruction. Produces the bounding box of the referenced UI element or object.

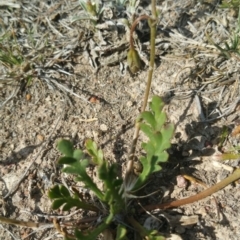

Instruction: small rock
[100,124,108,132]
[37,134,44,141]
[176,175,187,188]
[126,101,133,108]
[143,216,161,230]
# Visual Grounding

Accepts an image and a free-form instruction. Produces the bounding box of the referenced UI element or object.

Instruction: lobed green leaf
[133,96,174,190]
[57,139,74,157]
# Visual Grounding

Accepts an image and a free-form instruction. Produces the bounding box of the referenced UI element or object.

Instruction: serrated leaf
[57,139,74,157]
[98,162,124,213]
[48,185,61,199]
[140,123,154,140]
[150,96,164,113]
[141,141,155,156]
[62,158,89,175]
[150,97,166,131]
[158,124,174,151]
[49,184,99,211]
[62,159,104,200]
[59,185,71,197]
[132,96,174,191]
[52,199,66,210]
[139,111,156,129]
[155,112,166,131]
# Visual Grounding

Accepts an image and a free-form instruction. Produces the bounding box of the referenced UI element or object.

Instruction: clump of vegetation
[210,2,240,58]
[0,31,33,86]
[220,0,240,9]
[49,95,174,239]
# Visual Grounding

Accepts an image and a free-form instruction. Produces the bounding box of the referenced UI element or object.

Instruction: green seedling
[48,96,173,239]
[0,45,23,68]
[209,32,240,59]
[0,31,34,86]
[209,5,240,58]
[132,96,174,190]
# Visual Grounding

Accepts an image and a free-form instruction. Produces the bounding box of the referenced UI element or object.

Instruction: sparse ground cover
[1,0,240,239]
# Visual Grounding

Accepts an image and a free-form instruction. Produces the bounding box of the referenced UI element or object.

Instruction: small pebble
[37,134,44,141]
[100,124,108,132]
[176,175,187,188]
[126,101,133,108]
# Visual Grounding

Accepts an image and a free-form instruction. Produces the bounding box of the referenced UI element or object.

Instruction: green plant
[0,31,34,86]
[48,2,169,238]
[209,4,240,58]
[48,95,174,239]
[3,1,240,239]
[220,0,240,9]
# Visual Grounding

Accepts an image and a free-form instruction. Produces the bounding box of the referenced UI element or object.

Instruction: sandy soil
[1,0,240,239]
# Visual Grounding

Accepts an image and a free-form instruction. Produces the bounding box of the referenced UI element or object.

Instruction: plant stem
[126,0,157,173]
[129,15,149,49]
[127,216,148,238]
[141,168,240,212]
[151,0,157,19]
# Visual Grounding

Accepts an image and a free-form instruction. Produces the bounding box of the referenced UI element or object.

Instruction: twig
[0,215,53,229]
[53,218,75,239]
[129,15,149,49]
[182,174,220,221]
[20,209,81,220]
[141,168,240,212]
[0,1,20,8]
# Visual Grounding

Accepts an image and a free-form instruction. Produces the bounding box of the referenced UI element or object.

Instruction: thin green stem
[151,0,157,19]
[127,216,148,238]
